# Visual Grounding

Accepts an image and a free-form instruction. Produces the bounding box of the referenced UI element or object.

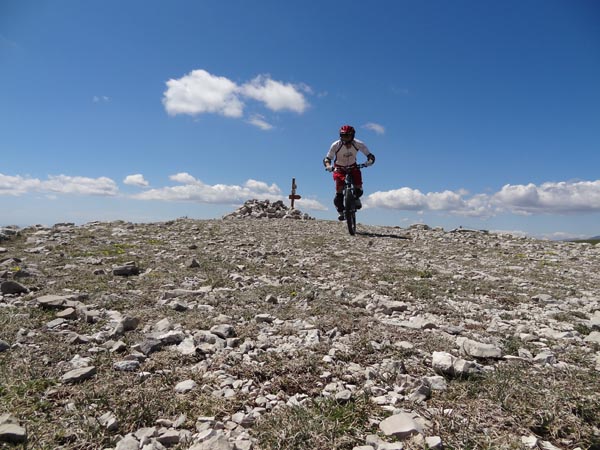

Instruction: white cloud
[163,69,244,118]
[162,69,309,123]
[367,179,600,217]
[93,96,110,103]
[363,122,385,135]
[41,175,118,196]
[123,174,149,187]
[0,173,118,197]
[367,187,428,210]
[366,187,493,217]
[247,114,273,130]
[133,173,283,204]
[0,174,42,196]
[241,75,308,113]
[6,169,599,219]
[170,172,201,185]
[244,179,280,194]
[296,197,327,211]
[493,180,600,214]
[132,173,328,211]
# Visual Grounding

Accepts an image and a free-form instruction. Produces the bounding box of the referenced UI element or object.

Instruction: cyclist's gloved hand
[325,166,334,172]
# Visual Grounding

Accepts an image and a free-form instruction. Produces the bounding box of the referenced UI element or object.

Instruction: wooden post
[288,178,301,209]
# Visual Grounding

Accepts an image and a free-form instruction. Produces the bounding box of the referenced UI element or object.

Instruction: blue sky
[1,0,599,239]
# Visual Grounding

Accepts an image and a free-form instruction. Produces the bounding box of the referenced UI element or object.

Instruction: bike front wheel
[346,210,356,235]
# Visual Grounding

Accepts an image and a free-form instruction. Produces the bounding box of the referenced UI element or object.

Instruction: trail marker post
[288,178,301,209]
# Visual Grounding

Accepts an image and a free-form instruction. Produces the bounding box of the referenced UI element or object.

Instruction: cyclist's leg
[334,192,344,210]
[334,193,344,220]
[353,167,364,209]
[353,168,364,197]
[333,171,345,220]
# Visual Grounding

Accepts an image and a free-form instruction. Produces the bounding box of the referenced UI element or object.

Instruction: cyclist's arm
[323,141,339,167]
[325,141,340,160]
[355,141,375,165]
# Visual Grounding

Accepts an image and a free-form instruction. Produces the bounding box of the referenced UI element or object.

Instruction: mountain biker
[323,125,375,221]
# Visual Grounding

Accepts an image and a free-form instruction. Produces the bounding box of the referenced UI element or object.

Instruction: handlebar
[325,163,370,172]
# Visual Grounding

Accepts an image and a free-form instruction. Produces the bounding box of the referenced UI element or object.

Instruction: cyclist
[323,125,375,220]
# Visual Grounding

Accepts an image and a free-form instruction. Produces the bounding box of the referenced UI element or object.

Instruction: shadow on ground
[356,231,409,239]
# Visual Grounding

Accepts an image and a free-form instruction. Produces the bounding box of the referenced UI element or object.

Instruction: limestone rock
[61,366,97,383]
[379,412,424,439]
[0,423,27,443]
[458,337,502,359]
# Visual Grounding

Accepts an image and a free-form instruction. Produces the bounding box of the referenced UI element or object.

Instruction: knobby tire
[346,210,356,235]
[345,191,357,236]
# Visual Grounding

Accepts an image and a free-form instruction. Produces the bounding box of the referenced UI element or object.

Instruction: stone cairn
[222,199,314,220]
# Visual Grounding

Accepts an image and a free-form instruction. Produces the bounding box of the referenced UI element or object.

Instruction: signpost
[288,178,301,209]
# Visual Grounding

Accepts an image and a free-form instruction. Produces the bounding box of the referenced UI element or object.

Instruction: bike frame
[337,163,367,235]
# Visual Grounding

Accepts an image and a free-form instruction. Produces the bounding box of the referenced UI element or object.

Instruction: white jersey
[326,139,372,167]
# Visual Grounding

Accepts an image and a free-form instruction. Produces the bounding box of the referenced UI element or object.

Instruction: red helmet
[339,124,355,142]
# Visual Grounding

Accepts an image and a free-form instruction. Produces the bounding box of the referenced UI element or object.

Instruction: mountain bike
[336,163,368,236]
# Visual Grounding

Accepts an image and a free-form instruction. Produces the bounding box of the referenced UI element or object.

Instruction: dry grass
[253,396,377,450]
[2,219,600,449]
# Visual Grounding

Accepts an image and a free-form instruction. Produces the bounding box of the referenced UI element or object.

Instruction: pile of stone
[222,199,314,220]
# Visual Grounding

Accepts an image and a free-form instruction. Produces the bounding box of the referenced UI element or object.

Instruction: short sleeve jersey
[326,139,372,167]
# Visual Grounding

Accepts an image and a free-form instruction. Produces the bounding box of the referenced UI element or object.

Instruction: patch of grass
[253,395,376,450]
[417,269,434,279]
[232,351,324,397]
[429,362,600,449]
[574,323,592,336]
[552,310,589,323]
[501,335,522,356]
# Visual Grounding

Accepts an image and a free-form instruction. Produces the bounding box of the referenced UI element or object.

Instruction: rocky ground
[1,201,599,450]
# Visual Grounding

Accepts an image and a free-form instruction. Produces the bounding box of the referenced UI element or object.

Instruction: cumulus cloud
[367,179,600,217]
[296,197,328,211]
[170,172,201,185]
[492,180,600,214]
[162,69,309,123]
[131,173,328,211]
[163,69,243,117]
[5,169,599,219]
[132,173,284,204]
[41,175,118,196]
[0,174,42,196]
[123,174,149,187]
[0,173,118,197]
[240,75,308,113]
[363,122,385,135]
[244,179,281,195]
[366,187,486,216]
